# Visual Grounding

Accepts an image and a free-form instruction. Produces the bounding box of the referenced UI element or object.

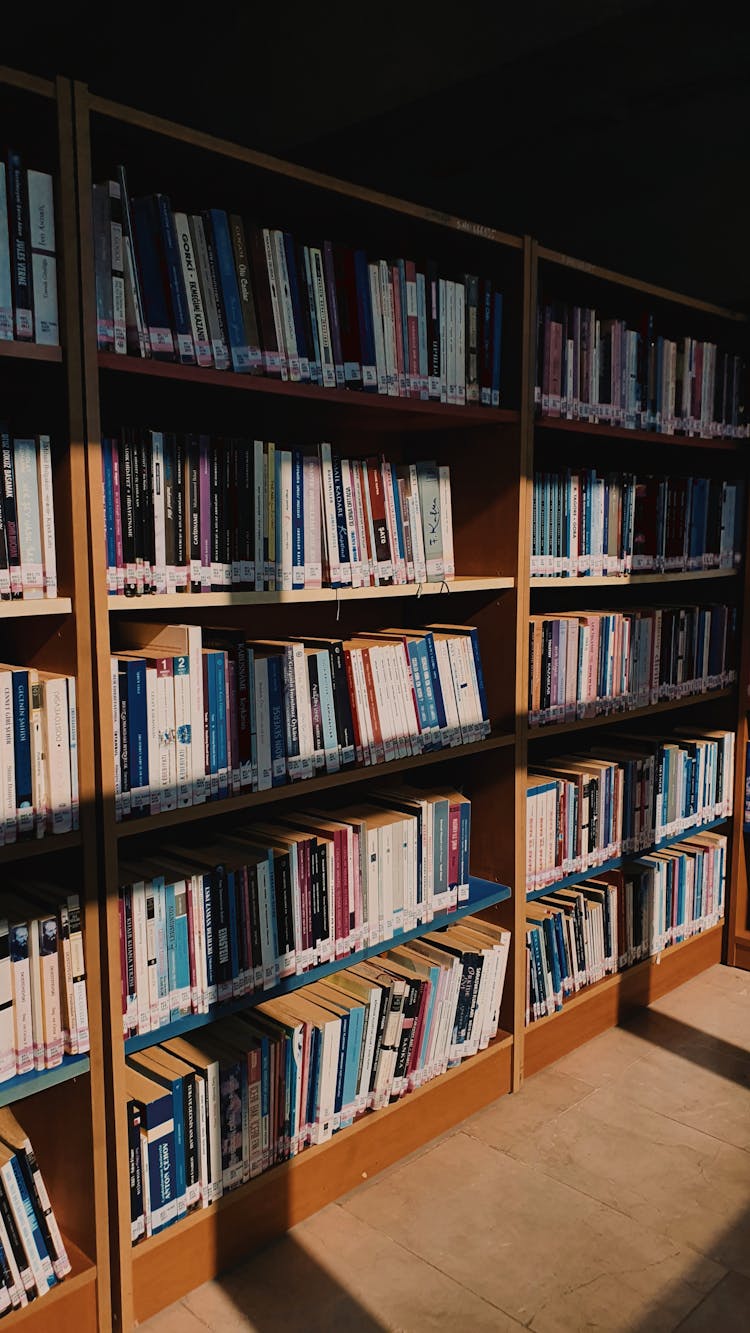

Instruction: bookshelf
[71,81,527,1329]
[0,64,743,1331]
[0,71,108,1333]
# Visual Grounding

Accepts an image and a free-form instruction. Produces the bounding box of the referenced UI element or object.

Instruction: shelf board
[0,1054,90,1108]
[4,1236,98,1332]
[98,353,520,427]
[528,687,735,741]
[130,1028,512,1322]
[108,576,515,612]
[534,414,743,451]
[0,831,82,865]
[115,730,515,840]
[526,815,729,901]
[0,597,73,618]
[523,923,723,1078]
[125,875,512,1054]
[0,340,62,364]
[530,569,738,588]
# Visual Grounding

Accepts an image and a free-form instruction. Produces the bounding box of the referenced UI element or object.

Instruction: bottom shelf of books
[523,923,723,1078]
[129,1026,513,1322]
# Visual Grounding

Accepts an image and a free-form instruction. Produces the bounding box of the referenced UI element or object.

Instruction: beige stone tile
[182,1204,521,1333]
[647,982,750,1055]
[140,1300,209,1333]
[540,1020,655,1086]
[495,1082,749,1275]
[341,1129,719,1329]
[675,1271,750,1332]
[468,1067,596,1152]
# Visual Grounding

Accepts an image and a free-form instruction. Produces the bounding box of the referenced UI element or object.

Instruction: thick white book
[438,467,455,579]
[272,231,300,381]
[262,229,288,380]
[66,676,79,831]
[9,920,34,1075]
[173,212,212,367]
[302,453,322,588]
[27,170,58,347]
[41,674,72,833]
[36,436,57,599]
[309,247,336,388]
[13,438,44,598]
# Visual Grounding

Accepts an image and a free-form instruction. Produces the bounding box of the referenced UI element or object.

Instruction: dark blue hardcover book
[122,658,148,815]
[404,640,432,749]
[213,652,228,800]
[6,151,33,339]
[131,1061,187,1218]
[292,450,304,589]
[212,867,233,1002]
[11,669,32,837]
[322,241,345,387]
[354,249,377,390]
[283,234,310,382]
[458,799,471,890]
[131,196,175,359]
[333,1010,349,1116]
[267,654,287,787]
[102,438,117,586]
[9,1156,56,1288]
[491,292,503,407]
[201,873,215,1003]
[127,1079,177,1234]
[206,210,251,373]
[301,245,322,384]
[330,453,350,571]
[225,868,240,993]
[306,1026,321,1128]
[420,632,448,738]
[203,653,218,797]
[155,195,195,365]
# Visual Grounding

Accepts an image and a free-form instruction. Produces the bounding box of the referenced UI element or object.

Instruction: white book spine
[43,677,72,833]
[36,436,57,598]
[0,673,15,844]
[13,438,44,598]
[351,460,372,585]
[262,229,288,380]
[455,282,466,406]
[173,212,212,366]
[309,247,335,388]
[1,1159,53,1293]
[272,231,300,381]
[150,432,167,594]
[110,660,123,821]
[66,676,79,831]
[9,924,33,1075]
[319,443,342,585]
[438,467,455,578]
[0,923,14,1079]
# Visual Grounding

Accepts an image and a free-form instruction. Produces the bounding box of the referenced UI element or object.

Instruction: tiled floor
[142,963,750,1332]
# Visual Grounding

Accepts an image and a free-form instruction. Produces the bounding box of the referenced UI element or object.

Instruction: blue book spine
[465,627,489,728]
[207,210,251,372]
[405,641,432,750]
[267,655,287,786]
[174,885,190,1011]
[292,450,304,588]
[330,453,350,569]
[333,1011,349,1117]
[306,1027,320,1128]
[354,249,377,390]
[341,1006,363,1124]
[169,1077,187,1216]
[125,660,149,814]
[213,653,228,799]
[12,670,32,837]
[130,196,175,359]
[155,195,195,365]
[164,879,178,1017]
[491,292,503,406]
[145,1100,177,1234]
[202,874,216,1004]
[283,233,310,381]
[10,1156,56,1287]
[420,634,447,737]
[315,650,339,768]
[204,655,218,798]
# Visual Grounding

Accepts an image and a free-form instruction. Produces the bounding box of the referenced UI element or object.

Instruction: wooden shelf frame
[0,68,111,1333]
[530,569,738,588]
[527,685,736,740]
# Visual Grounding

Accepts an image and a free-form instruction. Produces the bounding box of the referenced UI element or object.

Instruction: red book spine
[360,647,384,765]
[336,828,351,953]
[447,804,460,895]
[332,830,345,958]
[405,260,420,399]
[365,457,392,584]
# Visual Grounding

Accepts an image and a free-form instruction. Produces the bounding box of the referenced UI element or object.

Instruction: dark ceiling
[4,0,749,306]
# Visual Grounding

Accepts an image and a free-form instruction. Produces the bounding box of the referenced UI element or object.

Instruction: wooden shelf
[528,687,736,740]
[0,1055,90,1108]
[125,875,512,1054]
[115,730,516,840]
[107,576,515,612]
[4,1237,97,1333]
[523,924,723,1078]
[0,340,62,364]
[0,831,82,865]
[0,597,73,617]
[530,569,738,588]
[98,352,520,428]
[526,815,729,902]
[534,414,743,451]
[537,244,747,320]
[129,1029,512,1323]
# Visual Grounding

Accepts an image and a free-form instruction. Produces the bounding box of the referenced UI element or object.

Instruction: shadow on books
[152,1232,387,1331]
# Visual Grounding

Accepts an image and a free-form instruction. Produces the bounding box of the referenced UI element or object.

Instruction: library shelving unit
[71,84,528,1328]
[0,70,109,1332]
[522,240,750,1073]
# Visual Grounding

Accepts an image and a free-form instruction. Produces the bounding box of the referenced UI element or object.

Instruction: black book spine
[247,864,263,983]
[308,841,322,957]
[162,433,176,587]
[127,1100,144,1237]
[182,1072,199,1202]
[1,428,21,597]
[173,433,187,588]
[187,435,201,592]
[390,978,421,1100]
[119,432,137,597]
[130,429,144,595]
[118,663,131,815]
[368,983,391,1095]
[273,851,294,962]
[0,1179,36,1299]
[7,152,33,339]
[329,641,355,764]
[222,438,232,581]
[210,442,222,591]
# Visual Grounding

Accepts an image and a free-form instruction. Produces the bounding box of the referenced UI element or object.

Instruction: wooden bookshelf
[1,69,735,1331]
[0,70,109,1333]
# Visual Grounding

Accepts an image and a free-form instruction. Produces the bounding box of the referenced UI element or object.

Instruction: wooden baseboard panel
[132,1034,513,1324]
[732,932,750,971]
[523,925,723,1079]
[6,1240,96,1333]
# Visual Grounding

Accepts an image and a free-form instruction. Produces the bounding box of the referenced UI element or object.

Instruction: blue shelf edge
[526,816,729,903]
[125,874,512,1055]
[0,1054,91,1108]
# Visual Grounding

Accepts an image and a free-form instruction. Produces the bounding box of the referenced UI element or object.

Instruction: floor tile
[342,1129,719,1330]
[468,1067,596,1151]
[675,1271,750,1331]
